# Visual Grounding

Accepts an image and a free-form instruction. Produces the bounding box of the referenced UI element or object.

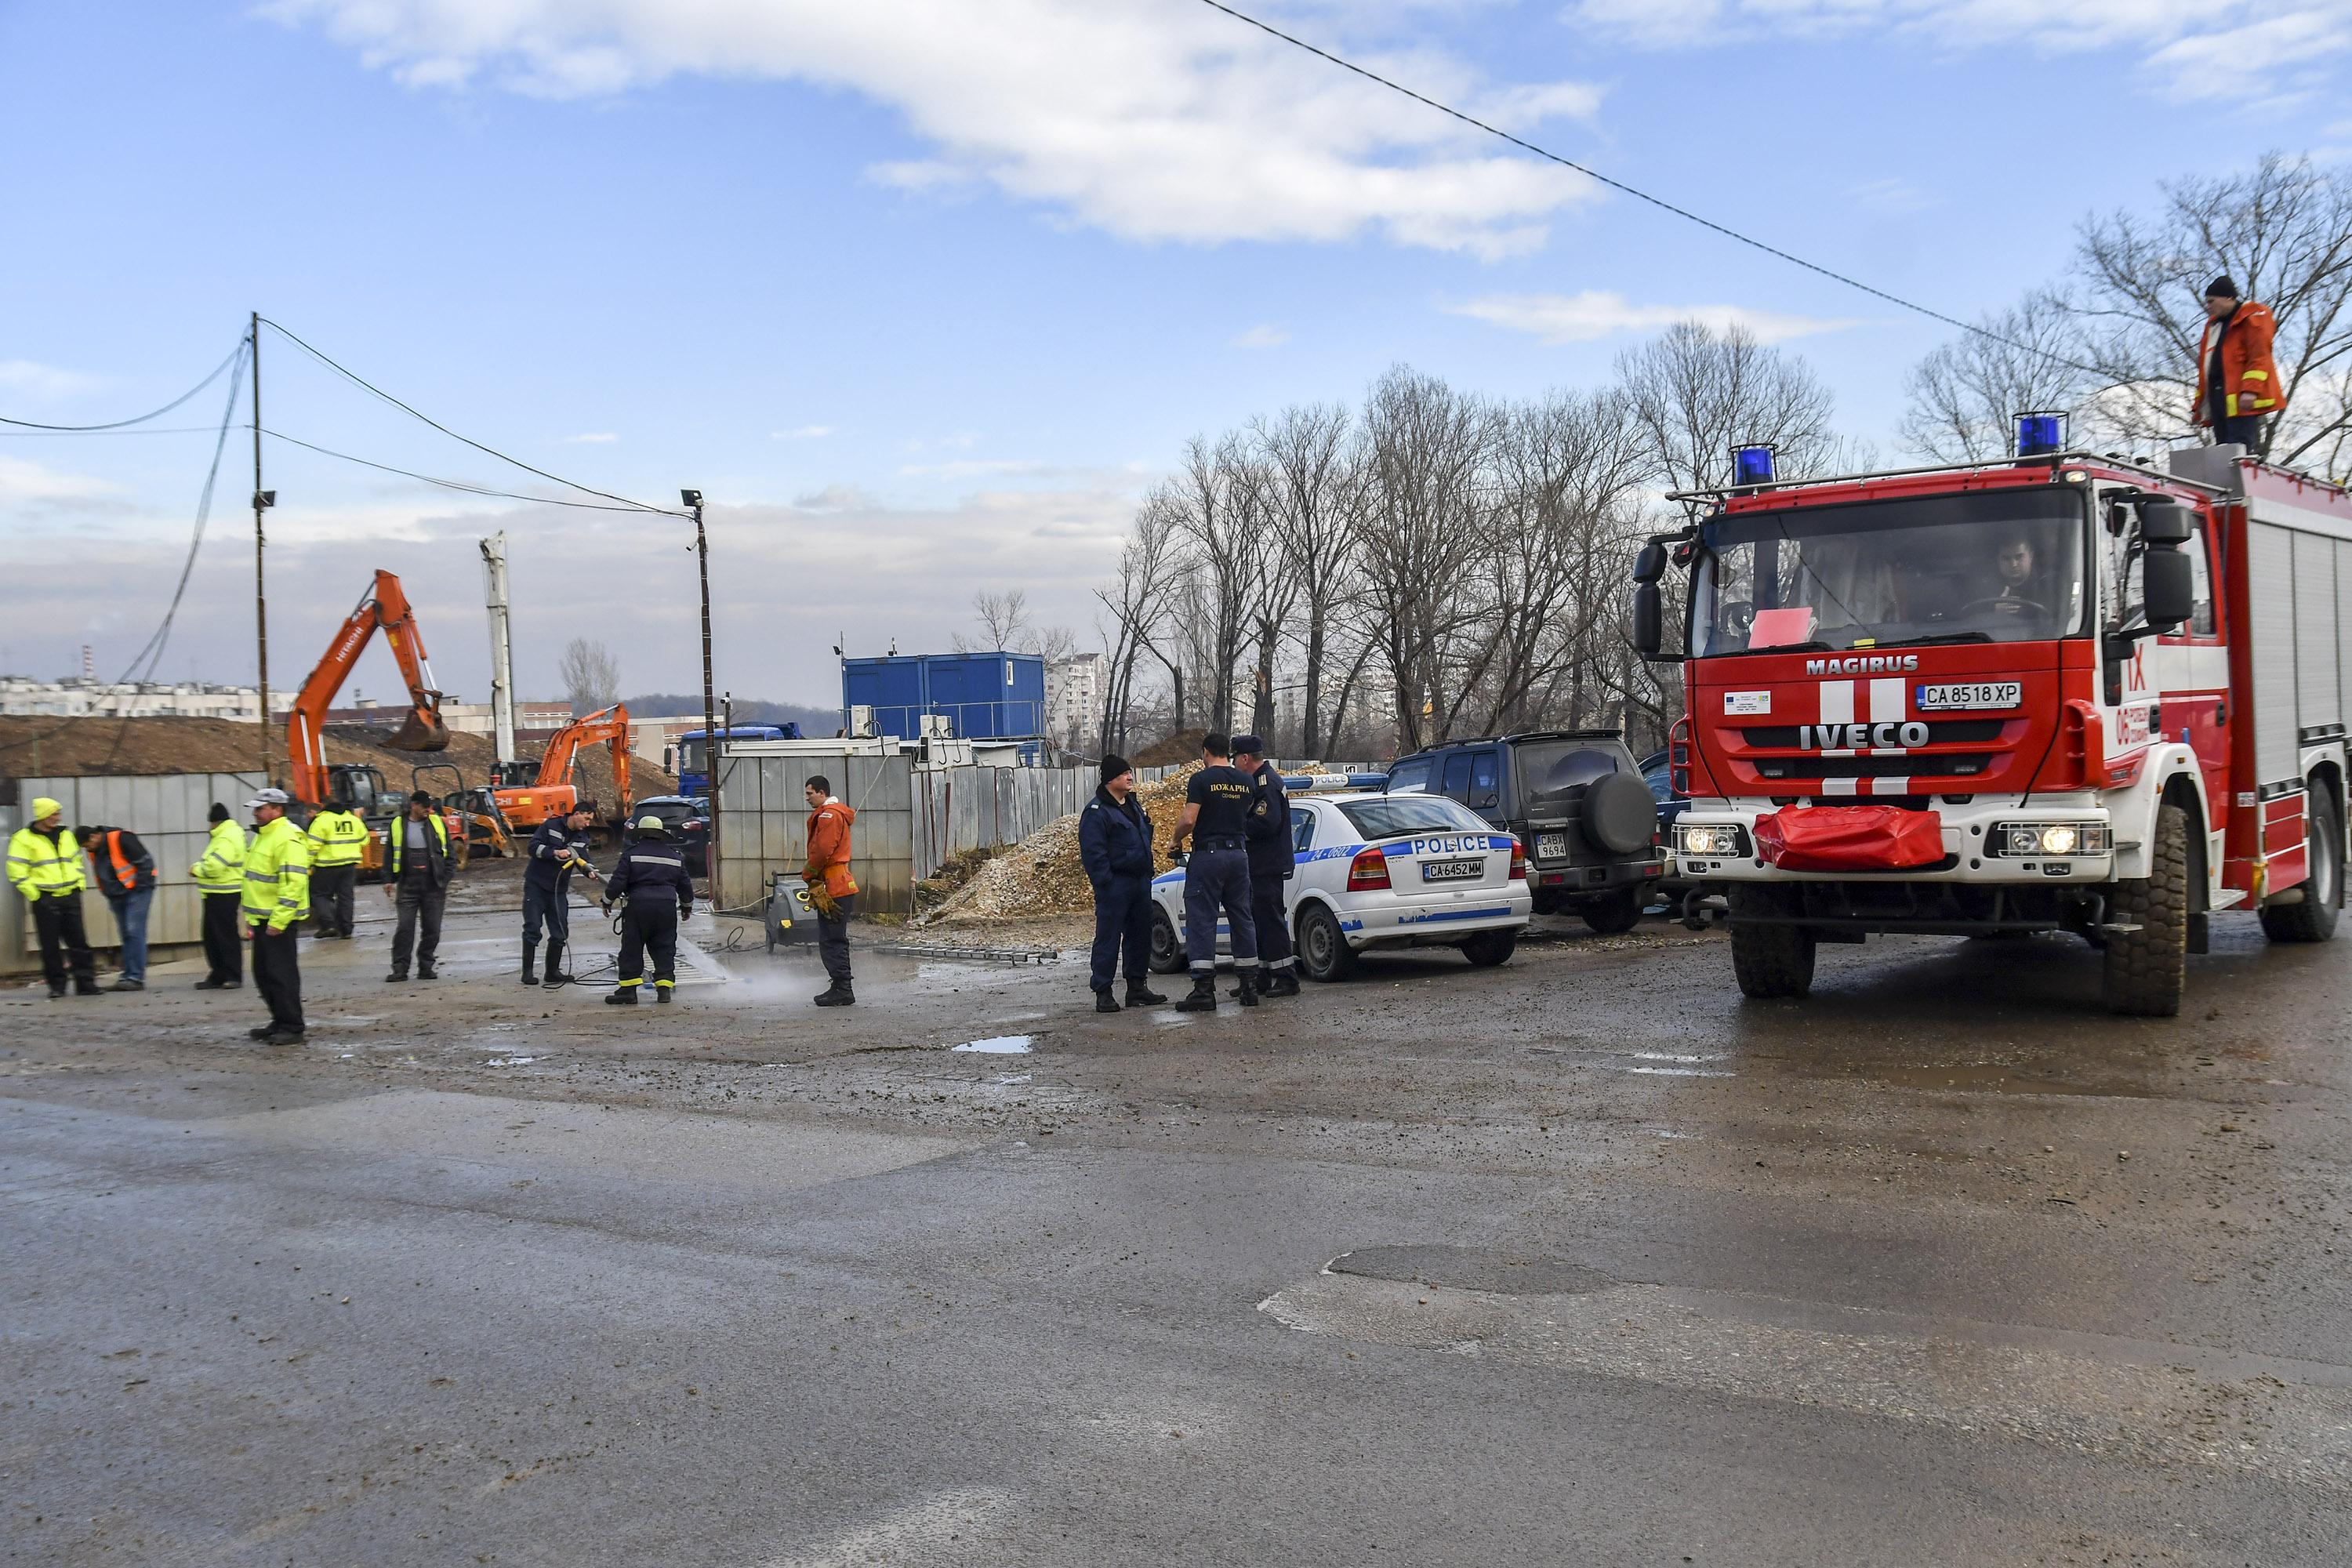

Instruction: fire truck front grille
[1751,754,1996,781]
[1740,720,2006,747]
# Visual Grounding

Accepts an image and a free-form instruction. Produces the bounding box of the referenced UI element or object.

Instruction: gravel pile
[929,763,1201,923]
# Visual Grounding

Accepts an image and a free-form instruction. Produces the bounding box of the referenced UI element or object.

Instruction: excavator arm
[534,702,633,812]
[287,569,448,804]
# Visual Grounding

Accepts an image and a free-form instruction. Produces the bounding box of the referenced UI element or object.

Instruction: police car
[1146,777,1533,981]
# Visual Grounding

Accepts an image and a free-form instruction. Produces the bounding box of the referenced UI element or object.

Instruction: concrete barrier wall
[5,771,267,975]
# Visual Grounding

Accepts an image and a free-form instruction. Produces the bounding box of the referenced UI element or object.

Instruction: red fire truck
[1632,429,2349,1015]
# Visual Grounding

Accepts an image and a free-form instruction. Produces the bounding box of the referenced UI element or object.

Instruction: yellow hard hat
[30,797,64,822]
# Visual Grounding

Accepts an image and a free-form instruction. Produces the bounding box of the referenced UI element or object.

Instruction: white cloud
[563,431,618,443]
[265,0,1606,256]
[1446,289,1855,345]
[771,424,835,441]
[1849,176,1936,214]
[0,360,103,402]
[1233,324,1290,349]
[0,456,126,507]
[1563,0,2352,106]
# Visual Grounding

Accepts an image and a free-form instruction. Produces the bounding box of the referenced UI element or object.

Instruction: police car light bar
[2016,412,2067,457]
[1731,444,1777,486]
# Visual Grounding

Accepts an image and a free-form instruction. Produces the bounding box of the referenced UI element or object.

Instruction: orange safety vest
[96,829,140,892]
[2194,301,2284,423]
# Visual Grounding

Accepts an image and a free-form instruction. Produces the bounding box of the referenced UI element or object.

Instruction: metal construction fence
[711,751,1178,917]
[3,771,267,975]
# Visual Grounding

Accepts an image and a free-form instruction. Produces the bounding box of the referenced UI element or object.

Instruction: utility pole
[479,532,517,771]
[684,490,719,899]
[249,311,276,785]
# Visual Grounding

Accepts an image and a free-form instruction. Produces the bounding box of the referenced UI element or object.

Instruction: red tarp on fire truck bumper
[1755,804,1946,873]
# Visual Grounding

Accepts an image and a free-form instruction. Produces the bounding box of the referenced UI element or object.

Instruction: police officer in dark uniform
[1167,732,1259,1011]
[1232,735,1299,998]
[601,812,695,1005]
[1078,753,1167,1013]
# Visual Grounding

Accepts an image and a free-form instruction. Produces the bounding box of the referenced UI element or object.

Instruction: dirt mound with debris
[0,716,672,811]
[1131,729,1206,768]
[928,762,1200,923]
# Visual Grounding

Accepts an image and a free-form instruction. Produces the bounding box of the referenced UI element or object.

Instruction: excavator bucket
[388,706,450,753]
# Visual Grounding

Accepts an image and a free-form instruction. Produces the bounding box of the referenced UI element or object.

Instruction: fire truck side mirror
[2143,548,2194,633]
[1633,541,1669,584]
[2138,499,2194,547]
[1632,581,1665,656]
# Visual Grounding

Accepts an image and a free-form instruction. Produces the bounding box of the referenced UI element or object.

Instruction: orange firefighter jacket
[2195,301,2283,424]
[804,798,859,898]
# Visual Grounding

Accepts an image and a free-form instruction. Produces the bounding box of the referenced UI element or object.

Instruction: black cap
[1232,734,1265,757]
[208,803,230,823]
[2206,274,2239,300]
[1100,753,1131,785]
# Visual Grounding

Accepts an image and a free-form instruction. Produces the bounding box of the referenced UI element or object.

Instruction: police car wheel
[1461,930,1515,967]
[1296,904,1356,982]
[1146,906,1188,975]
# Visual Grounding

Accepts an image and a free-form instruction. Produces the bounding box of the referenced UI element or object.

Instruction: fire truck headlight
[1677,823,1748,857]
[1996,822,2107,856]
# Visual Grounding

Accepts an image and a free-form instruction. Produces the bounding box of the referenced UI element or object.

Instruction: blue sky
[4,0,2347,707]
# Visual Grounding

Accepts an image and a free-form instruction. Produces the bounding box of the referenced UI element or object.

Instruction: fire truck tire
[1579,887,1643,934]
[2259,788,2342,944]
[1729,886,1815,999]
[2103,800,2189,1016]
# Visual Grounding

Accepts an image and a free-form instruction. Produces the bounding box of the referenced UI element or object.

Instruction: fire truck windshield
[1690,489,2089,658]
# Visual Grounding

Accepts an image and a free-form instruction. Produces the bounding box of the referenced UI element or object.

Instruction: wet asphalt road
[4,888,2349,1566]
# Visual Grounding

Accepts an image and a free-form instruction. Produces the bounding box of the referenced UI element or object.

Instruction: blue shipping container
[840,652,1045,741]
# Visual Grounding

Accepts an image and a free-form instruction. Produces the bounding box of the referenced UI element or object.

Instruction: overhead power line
[1192,0,2106,378]
[0,337,249,430]
[256,317,687,517]
[261,426,677,513]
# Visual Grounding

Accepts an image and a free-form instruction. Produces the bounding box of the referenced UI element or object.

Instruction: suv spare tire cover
[1582,771,1656,856]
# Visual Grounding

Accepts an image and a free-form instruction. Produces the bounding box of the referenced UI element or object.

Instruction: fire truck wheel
[1729,886,1815,999]
[2103,800,2189,1016]
[2259,786,2343,944]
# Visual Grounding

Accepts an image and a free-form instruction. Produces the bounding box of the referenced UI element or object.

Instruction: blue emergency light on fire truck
[1629,423,2350,1018]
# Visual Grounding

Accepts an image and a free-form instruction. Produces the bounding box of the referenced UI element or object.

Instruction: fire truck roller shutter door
[2293,532,2342,731]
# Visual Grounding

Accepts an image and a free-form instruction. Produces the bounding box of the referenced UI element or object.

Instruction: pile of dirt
[0,716,673,810]
[928,762,1200,923]
[1131,729,1206,768]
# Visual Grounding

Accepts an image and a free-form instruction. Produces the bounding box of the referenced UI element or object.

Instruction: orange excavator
[289,570,452,873]
[492,702,633,830]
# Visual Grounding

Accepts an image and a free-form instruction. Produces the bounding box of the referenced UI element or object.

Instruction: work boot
[1094,989,1122,1014]
[194,978,230,990]
[1262,967,1301,999]
[1234,971,1260,1008]
[384,971,408,983]
[75,982,102,996]
[543,941,570,987]
[520,942,539,986]
[605,987,638,1006]
[1174,976,1218,1013]
[247,1025,274,1040]
[814,983,855,1007]
[417,964,437,981]
[1123,979,1168,1008]
[111,978,143,992]
[261,1029,305,1047]
[655,984,673,1004]
[47,985,67,1000]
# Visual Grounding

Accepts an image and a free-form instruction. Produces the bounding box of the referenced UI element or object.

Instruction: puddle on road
[951,1036,1034,1054]
[1624,1065,1736,1078]
[485,1056,537,1067]
[1864,1062,2154,1098]
[995,1073,1033,1085]
[1626,1051,1726,1065]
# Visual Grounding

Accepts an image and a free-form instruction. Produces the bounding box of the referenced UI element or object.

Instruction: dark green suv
[1387,731,1663,931]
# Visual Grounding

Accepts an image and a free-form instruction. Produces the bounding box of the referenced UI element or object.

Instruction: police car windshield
[1692,489,2089,657]
[1342,796,1490,841]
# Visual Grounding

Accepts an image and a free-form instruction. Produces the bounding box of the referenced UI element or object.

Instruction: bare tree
[956,588,1033,654]
[1093,499,1186,755]
[1163,435,1268,730]
[1253,402,1358,755]
[557,637,619,717]
[2069,154,2352,474]
[1902,290,2098,461]
[1618,321,1838,492]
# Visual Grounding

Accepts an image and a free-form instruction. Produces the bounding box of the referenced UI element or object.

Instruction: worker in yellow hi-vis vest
[304,804,369,940]
[242,789,312,1046]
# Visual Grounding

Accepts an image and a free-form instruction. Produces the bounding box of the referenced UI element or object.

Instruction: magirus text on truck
[1632,423,2350,1016]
